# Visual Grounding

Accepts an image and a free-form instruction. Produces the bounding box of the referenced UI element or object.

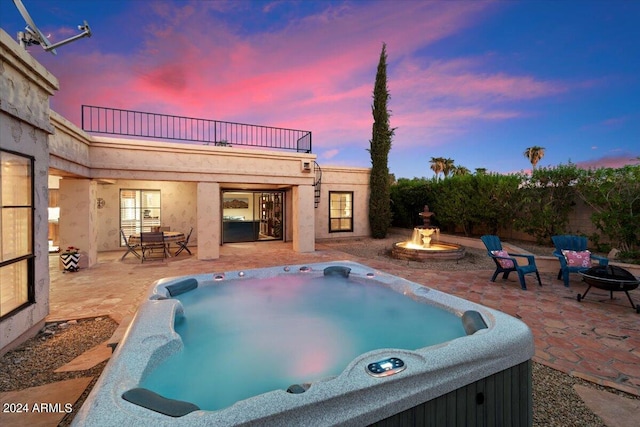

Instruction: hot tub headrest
[324,266,351,278]
[165,278,198,297]
[122,387,199,417]
[462,310,488,335]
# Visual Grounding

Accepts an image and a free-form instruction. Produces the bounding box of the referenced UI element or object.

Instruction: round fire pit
[578,265,640,313]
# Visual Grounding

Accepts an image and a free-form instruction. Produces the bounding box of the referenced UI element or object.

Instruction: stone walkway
[4,239,639,426]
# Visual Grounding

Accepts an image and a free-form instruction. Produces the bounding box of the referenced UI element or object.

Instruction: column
[197,182,220,259]
[58,179,98,269]
[292,185,315,253]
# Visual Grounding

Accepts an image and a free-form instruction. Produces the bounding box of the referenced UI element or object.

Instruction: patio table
[128,231,185,255]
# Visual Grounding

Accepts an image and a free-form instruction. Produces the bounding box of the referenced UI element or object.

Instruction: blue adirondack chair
[551,235,609,287]
[481,235,542,290]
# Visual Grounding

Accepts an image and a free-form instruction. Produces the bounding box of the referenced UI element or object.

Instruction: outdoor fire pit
[578,265,640,313]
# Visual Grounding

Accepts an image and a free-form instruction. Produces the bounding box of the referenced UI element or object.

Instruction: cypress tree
[368,43,395,238]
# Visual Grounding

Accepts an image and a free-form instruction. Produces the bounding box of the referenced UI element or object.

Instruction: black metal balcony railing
[81,105,312,153]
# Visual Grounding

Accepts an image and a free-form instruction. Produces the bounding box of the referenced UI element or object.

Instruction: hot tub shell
[72,261,534,426]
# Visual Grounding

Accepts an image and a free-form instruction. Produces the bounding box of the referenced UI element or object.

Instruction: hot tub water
[141,274,466,411]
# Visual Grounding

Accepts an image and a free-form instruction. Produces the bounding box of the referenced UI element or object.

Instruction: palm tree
[429,157,445,180]
[454,166,471,176]
[442,158,455,178]
[523,146,545,171]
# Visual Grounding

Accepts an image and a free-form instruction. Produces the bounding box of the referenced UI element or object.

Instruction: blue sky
[2,0,639,178]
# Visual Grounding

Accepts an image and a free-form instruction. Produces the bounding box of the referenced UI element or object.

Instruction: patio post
[292,184,315,253]
[58,178,98,269]
[197,182,220,259]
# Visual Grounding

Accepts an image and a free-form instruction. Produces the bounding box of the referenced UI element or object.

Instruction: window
[329,191,353,232]
[0,150,34,318]
[119,190,161,245]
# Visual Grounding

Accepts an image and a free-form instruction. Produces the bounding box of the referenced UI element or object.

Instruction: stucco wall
[314,166,371,239]
[88,136,317,186]
[198,182,221,259]
[292,185,316,252]
[49,111,91,176]
[59,179,98,268]
[0,29,58,354]
[95,179,198,251]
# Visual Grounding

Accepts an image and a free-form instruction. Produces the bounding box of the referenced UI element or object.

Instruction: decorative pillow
[562,250,592,268]
[491,250,514,269]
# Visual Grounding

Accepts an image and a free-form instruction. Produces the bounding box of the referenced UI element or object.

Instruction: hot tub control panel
[366,357,406,377]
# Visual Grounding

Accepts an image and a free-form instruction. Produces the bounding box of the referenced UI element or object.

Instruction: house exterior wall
[87,137,316,185]
[0,29,58,354]
[49,111,91,177]
[314,166,371,239]
[95,179,198,252]
[47,128,325,256]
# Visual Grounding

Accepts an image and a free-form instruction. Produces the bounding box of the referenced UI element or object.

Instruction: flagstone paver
[54,340,112,373]
[574,384,640,427]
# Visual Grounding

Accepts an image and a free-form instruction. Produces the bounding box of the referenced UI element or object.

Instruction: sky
[2,0,639,179]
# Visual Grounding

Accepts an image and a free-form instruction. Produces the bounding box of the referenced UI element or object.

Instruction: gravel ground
[0,317,117,426]
[1,234,636,426]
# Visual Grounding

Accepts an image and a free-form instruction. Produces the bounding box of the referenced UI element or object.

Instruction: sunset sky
[2,0,639,178]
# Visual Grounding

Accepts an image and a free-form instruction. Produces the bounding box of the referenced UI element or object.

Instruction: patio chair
[140,232,168,263]
[481,235,542,290]
[551,235,609,287]
[175,227,193,256]
[120,229,140,260]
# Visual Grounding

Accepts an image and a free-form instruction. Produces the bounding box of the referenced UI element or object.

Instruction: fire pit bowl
[578,265,640,313]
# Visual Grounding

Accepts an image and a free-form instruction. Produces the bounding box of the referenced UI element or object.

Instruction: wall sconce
[97,198,106,209]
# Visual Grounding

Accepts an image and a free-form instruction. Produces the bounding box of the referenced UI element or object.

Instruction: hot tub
[72,261,534,426]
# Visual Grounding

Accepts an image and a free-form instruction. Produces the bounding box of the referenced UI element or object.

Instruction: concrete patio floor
[34,239,640,424]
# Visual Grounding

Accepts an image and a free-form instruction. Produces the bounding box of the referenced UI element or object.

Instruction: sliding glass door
[222,191,284,243]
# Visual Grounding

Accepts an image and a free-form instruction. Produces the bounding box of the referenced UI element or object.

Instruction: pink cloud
[600,115,629,127]
[576,155,640,170]
[392,57,565,110]
[43,0,567,156]
[321,149,340,160]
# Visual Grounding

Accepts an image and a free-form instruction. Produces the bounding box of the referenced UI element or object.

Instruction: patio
[14,237,640,425]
